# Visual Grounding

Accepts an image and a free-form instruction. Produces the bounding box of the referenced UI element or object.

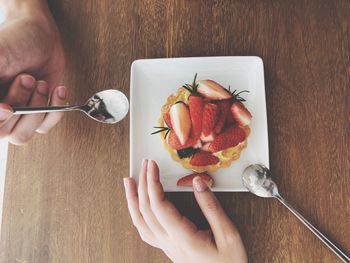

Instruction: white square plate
[130,57,269,192]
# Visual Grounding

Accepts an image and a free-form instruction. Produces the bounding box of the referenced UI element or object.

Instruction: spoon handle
[12,105,81,115]
[275,195,349,262]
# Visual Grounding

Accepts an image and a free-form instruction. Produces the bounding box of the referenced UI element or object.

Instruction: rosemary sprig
[151,126,171,139]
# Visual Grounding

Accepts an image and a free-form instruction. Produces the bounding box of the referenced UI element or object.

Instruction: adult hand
[0,0,66,143]
[124,160,248,263]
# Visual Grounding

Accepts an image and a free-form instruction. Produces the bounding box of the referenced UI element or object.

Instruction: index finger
[36,86,67,134]
[193,176,242,249]
[146,160,198,242]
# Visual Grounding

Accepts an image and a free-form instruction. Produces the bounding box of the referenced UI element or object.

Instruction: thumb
[192,176,240,248]
[0,103,13,125]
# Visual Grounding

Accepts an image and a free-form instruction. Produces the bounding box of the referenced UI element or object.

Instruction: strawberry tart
[152,74,252,173]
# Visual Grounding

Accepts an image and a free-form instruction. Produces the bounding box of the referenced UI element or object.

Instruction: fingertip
[124,177,136,189]
[49,86,68,104]
[56,86,67,100]
[147,160,159,182]
[4,74,36,105]
[36,80,50,97]
[124,177,137,199]
[20,74,36,90]
[193,176,208,192]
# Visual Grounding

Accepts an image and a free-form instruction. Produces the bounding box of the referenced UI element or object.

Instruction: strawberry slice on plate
[197,80,231,100]
[230,101,252,126]
[177,172,214,187]
[169,102,192,145]
[201,103,219,141]
[190,150,219,166]
[202,125,246,153]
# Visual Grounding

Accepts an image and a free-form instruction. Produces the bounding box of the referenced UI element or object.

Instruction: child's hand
[124,159,247,263]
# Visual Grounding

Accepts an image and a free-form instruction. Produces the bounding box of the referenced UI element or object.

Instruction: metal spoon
[13,89,129,124]
[242,164,349,262]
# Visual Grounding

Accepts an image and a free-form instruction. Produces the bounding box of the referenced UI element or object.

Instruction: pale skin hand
[0,0,66,144]
[124,159,248,263]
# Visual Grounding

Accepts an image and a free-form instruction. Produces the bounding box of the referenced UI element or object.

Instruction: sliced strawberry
[197,80,231,100]
[201,103,219,137]
[230,102,252,126]
[177,172,214,187]
[190,151,219,166]
[169,102,192,145]
[202,125,246,153]
[188,95,203,139]
[167,130,196,150]
[164,112,172,128]
[214,100,230,134]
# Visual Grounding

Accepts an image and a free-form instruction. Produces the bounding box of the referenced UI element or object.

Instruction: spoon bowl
[242,164,278,198]
[80,89,129,124]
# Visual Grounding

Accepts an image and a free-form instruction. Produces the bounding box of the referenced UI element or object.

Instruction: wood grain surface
[1,0,349,262]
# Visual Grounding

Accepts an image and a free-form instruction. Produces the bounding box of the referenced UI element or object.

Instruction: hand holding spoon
[242,164,349,262]
[12,89,129,124]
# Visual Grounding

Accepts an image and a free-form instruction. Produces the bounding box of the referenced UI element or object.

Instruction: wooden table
[1,0,349,262]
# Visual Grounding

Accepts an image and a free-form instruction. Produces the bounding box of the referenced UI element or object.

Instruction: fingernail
[123,178,128,188]
[193,176,207,192]
[21,75,35,89]
[0,109,12,121]
[36,81,49,96]
[58,86,66,100]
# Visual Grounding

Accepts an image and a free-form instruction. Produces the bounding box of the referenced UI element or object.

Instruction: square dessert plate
[130,56,269,192]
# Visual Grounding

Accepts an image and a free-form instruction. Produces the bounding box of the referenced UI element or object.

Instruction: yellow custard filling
[159,87,250,173]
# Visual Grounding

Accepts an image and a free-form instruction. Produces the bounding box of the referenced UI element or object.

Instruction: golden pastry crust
[159,87,250,173]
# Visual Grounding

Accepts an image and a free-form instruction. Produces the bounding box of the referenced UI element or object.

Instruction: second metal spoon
[242,164,349,262]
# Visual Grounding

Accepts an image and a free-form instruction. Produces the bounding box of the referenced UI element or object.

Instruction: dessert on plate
[152,74,252,173]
